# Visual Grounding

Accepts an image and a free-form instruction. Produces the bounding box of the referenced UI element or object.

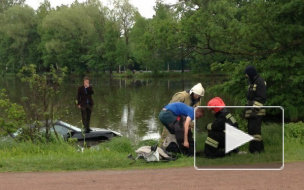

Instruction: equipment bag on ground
[132,145,177,162]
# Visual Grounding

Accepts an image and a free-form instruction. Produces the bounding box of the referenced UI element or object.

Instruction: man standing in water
[77,77,94,133]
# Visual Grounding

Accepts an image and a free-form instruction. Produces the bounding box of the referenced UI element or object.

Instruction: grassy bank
[0,137,193,172]
[0,122,303,172]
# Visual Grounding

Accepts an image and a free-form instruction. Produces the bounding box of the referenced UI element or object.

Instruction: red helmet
[207,97,225,113]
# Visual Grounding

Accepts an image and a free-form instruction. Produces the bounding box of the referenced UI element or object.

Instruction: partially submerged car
[51,120,122,146]
[3,120,122,147]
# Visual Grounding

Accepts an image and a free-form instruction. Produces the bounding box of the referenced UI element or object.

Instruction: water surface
[0,75,230,142]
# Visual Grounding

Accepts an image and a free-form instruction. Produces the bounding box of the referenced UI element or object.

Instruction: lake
[0,75,231,142]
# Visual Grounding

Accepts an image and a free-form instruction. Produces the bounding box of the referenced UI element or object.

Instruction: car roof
[55,120,82,132]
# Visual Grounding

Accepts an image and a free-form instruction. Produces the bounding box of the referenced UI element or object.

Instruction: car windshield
[57,121,81,132]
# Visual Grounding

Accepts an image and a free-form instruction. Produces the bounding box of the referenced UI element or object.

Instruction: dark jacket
[77,85,94,107]
[245,75,267,118]
[207,108,238,132]
[247,75,267,105]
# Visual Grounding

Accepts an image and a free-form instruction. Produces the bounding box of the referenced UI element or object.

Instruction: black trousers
[204,131,226,158]
[159,112,194,156]
[81,104,92,131]
[248,116,264,153]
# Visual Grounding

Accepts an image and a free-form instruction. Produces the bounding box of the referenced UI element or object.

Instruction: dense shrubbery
[285,122,304,143]
[210,53,304,121]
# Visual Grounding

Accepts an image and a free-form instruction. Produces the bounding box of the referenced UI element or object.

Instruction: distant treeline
[0,0,303,120]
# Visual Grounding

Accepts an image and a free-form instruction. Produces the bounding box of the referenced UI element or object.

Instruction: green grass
[0,137,192,172]
[284,122,304,162]
[0,122,303,172]
[195,122,284,168]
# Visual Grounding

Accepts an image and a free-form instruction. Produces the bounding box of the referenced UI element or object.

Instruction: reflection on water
[0,75,230,142]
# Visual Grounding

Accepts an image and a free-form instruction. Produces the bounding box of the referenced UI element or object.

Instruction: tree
[113,0,137,70]
[134,1,179,73]
[0,0,25,13]
[81,0,108,74]
[40,5,98,74]
[153,1,180,72]
[17,64,67,142]
[208,0,304,121]
[129,13,151,71]
[102,18,121,74]
[0,5,37,72]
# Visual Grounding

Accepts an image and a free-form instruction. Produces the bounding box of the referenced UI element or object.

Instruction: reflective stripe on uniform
[257,109,266,116]
[244,108,266,116]
[253,101,263,107]
[207,123,212,130]
[226,113,232,119]
[230,117,236,124]
[226,113,236,124]
[245,109,252,118]
[253,84,257,91]
[205,137,218,148]
[253,135,262,141]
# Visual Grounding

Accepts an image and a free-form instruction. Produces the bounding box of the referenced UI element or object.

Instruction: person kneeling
[204,97,239,158]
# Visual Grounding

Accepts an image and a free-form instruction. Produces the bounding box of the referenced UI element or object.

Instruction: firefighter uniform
[244,66,267,153]
[204,97,239,158]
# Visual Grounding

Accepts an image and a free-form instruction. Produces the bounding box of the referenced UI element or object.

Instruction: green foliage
[40,5,98,74]
[210,51,304,121]
[130,1,181,73]
[137,139,159,148]
[0,140,73,156]
[0,0,302,76]
[0,5,37,72]
[0,89,27,137]
[0,0,302,124]
[15,64,67,142]
[98,137,134,153]
[284,122,304,161]
[285,122,304,143]
[180,0,304,121]
[102,19,121,74]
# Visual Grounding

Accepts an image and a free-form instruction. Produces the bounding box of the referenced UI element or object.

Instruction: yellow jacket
[169,91,201,108]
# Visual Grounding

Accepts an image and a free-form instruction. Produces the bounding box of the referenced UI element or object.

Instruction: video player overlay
[194,106,283,170]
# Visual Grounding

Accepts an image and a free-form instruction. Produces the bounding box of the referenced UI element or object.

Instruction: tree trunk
[181,58,185,73]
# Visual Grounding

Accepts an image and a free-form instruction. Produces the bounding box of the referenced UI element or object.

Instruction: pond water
[0,75,233,142]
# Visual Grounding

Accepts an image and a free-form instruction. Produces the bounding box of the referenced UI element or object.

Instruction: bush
[285,122,304,143]
[210,50,304,122]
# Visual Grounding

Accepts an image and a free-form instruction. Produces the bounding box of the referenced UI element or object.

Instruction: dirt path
[0,162,303,190]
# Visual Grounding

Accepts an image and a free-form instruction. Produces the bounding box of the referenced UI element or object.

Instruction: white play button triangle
[225,123,254,153]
